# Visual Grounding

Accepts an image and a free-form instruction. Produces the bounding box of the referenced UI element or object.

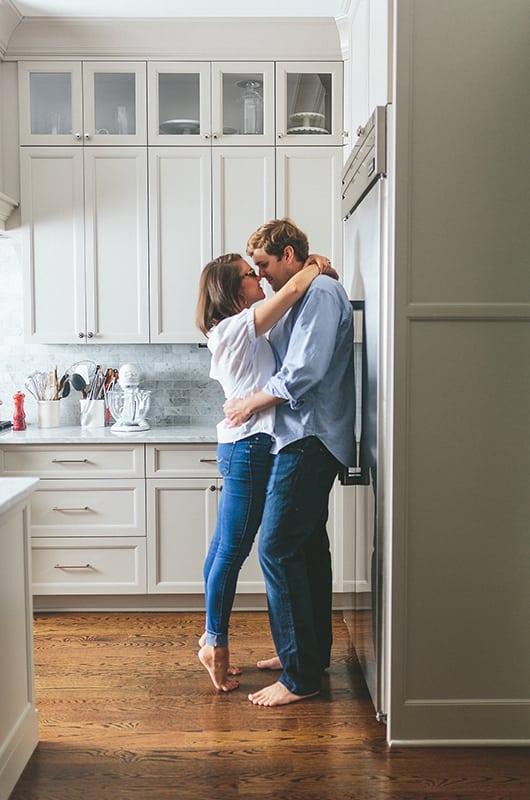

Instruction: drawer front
[146,445,218,477]
[31,537,147,594]
[31,479,146,537]
[0,445,145,478]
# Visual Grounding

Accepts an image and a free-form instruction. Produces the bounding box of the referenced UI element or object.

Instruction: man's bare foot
[248,680,319,707]
[198,645,240,692]
[198,632,242,675]
[256,656,282,670]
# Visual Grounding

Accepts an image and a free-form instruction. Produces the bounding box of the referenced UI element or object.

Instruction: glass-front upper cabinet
[148,63,211,146]
[211,62,274,145]
[147,62,274,145]
[276,62,344,145]
[18,61,147,145]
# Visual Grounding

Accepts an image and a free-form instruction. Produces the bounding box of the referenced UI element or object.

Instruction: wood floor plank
[10,611,530,800]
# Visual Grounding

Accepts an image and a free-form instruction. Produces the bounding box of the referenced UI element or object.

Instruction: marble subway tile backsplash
[0,342,223,427]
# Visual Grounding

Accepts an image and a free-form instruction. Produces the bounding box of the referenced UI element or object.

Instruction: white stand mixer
[107,364,151,432]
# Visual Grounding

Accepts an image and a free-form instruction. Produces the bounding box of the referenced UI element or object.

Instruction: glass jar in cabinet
[18,61,147,145]
[211,62,274,145]
[276,61,344,145]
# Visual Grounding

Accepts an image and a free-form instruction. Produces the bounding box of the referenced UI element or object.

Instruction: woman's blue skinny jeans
[203,433,272,647]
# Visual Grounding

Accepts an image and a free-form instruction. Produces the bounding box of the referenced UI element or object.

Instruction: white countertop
[0,424,217,445]
[0,477,39,516]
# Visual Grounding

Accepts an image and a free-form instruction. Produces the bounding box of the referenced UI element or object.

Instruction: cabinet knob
[87,331,94,338]
[78,332,85,338]
[356,125,365,137]
[84,133,91,140]
[204,134,211,139]
[278,133,284,139]
[209,484,217,492]
[212,133,219,139]
[74,132,81,140]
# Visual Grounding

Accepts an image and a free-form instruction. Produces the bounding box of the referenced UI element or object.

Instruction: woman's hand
[304,254,339,280]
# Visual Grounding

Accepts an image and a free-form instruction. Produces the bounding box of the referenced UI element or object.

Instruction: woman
[195,252,334,692]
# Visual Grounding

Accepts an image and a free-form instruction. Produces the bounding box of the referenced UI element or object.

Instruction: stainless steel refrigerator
[339,106,389,723]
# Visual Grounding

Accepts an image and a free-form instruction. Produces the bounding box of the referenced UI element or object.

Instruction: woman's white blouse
[208,307,276,443]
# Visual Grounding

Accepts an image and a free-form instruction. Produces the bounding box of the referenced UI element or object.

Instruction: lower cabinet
[0,444,147,595]
[146,444,266,593]
[0,442,355,601]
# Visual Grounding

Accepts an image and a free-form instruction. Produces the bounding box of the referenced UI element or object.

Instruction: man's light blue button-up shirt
[263,275,356,467]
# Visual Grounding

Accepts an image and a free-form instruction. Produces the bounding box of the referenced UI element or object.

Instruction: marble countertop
[0,477,39,516]
[0,424,217,445]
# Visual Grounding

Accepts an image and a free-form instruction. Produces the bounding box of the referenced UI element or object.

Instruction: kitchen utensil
[70,373,88,397]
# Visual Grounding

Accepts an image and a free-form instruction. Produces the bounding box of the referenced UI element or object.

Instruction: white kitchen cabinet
[212,147,276,255]
[147,61,274,146]
[276,146,343,270]
[0,444,147,595]
[148,146,274,343]
[276,62,343,145]
[20,146,149,343]
[148,147,212,343]
[146,445,266,594]
[0,482,38,800]
[18,60,147,146]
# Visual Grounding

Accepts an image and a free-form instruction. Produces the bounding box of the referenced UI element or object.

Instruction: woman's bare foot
[198,632,242,675]
[248,681,319,707]
[198,644,240,692]
[256,656,282,670]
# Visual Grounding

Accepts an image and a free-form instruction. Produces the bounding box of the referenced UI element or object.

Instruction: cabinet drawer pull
[51,458,89,464]
[199,458,217,464]
[52,506,91,512]
[54,563,92,570]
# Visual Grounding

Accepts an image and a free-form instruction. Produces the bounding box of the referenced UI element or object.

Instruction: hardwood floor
[11,611,529,800]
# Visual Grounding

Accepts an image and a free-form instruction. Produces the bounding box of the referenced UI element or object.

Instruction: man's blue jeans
[203,433,272,647]
[258,436,340,695]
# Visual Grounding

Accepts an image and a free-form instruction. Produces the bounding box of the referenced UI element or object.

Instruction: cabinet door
[84,147,149,342]
[147,62,211,146]
[148,147,212,343]
[82,62,147,145]
[147,478,219,593]
[276,146,343,273]
[211,62,274,145]
[20,147,85,343]
[18,61,83,146]
[276,62,344,145]
[212,147,275,257]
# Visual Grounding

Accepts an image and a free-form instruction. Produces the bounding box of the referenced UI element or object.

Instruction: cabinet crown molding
[5,17,342,61]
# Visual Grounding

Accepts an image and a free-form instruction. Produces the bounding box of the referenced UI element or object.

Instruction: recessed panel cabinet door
[147,478,219,593]
[20,147,85,343]
[148,147,212,343]
[276,146,343,274]
[212,147,275,258]
[84,147,149,342]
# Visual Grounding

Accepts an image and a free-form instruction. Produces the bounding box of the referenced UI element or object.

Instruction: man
[224,218,355,706]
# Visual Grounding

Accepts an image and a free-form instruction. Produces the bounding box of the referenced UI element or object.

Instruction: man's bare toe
[256,656,282,670]
[248,680,319,707]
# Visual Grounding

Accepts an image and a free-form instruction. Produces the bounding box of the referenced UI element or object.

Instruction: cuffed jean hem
[204,632,228,647]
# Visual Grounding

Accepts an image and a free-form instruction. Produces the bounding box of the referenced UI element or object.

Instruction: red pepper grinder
[13,391,27,431]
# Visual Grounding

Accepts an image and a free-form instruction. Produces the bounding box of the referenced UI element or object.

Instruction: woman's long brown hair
[195,253,245,336]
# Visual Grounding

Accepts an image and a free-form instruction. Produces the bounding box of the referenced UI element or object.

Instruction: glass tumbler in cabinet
[18,61,83,145]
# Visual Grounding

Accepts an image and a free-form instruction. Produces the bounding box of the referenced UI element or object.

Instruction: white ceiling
[10,0,350,18]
